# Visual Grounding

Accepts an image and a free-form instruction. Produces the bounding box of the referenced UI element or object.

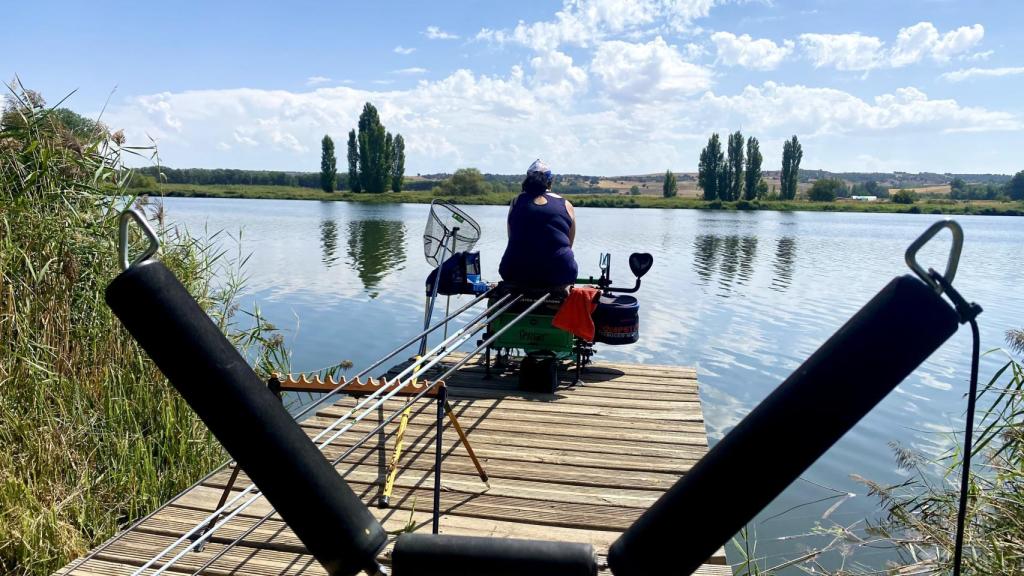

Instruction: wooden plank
[318,395,702,422]
[317,435,701,475]
[421,353,700,378]
[300,420,708,459]
[205,465,661,509]
[302,412,708,446]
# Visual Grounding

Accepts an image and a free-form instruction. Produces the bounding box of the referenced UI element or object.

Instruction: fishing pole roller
[391,534,598,576]
[609,220,973,576]
[105,210,387,576]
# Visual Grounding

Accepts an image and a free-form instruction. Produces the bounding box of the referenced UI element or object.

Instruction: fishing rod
[134,292,520,575]
[188,293,554,576]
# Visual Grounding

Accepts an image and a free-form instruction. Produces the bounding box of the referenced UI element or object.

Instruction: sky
[5,0,1023,175]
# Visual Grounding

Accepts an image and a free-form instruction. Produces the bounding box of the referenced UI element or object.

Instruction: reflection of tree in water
[320,219,339,268]
[346,220,407,298]
[718,236,741,290]
[771,237,797,292]
[737,237,758,285]
[693,234,720,285]
[692,234,758,291]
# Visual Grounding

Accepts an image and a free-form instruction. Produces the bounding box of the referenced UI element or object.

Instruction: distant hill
[138,165,1013,198]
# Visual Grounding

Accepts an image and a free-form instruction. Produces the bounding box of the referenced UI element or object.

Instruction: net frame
[423,200,481,267]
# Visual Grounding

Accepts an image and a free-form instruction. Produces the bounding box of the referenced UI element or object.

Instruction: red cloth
[552,287,600,341]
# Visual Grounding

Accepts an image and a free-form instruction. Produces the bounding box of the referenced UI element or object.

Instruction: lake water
[160,196,1023,571]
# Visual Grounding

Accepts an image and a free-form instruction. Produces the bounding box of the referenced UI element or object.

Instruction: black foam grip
[608,274,960,576]
[392,534,597,576]
[105,260,385,576]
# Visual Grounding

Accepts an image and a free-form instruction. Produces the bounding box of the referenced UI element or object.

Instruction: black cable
[953,318,980,576]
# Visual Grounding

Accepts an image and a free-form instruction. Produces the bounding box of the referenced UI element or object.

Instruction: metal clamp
[118,208,160,271]
[905,219,963,295]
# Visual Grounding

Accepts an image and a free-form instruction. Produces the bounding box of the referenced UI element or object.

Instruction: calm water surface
[161,197,1023,570]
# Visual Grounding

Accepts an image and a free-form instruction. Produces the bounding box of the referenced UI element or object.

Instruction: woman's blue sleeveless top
[499,192,578,287]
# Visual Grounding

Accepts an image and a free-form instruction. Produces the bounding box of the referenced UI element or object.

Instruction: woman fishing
[499,159,578,289]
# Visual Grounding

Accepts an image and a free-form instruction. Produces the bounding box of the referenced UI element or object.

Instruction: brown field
[591,174,805,199]
[888,184,951,196]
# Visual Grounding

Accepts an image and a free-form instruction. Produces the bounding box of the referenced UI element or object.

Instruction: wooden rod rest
[271,372,443,397]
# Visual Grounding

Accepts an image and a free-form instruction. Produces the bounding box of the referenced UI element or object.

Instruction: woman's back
[499,191,578,287]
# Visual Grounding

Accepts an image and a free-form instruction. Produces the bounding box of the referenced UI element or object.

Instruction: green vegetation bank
[0,86,286,575]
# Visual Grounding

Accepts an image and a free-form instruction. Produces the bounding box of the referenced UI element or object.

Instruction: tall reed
[0,83,285,575]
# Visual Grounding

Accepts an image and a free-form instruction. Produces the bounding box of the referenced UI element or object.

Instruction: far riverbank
[137,183,1024,216]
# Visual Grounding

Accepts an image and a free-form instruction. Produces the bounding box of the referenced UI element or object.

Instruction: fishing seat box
[519,350,559,393]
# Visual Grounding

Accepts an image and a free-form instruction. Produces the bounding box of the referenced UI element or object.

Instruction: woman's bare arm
[565,200,576,247]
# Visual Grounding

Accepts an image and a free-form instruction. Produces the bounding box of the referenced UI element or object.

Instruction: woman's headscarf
[523,159,553,196]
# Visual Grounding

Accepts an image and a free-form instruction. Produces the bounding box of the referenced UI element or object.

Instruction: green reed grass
[0,83,286,575]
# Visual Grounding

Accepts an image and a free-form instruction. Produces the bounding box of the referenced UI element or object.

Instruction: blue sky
[5,0,1023,175]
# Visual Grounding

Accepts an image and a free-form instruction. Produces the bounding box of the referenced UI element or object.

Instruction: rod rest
[272,372,444,396]
[392,533,597,576]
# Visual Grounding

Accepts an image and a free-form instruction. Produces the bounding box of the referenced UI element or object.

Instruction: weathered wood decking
[59,353,726,575]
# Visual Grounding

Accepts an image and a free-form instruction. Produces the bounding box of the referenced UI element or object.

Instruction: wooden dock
[59,353,727,575]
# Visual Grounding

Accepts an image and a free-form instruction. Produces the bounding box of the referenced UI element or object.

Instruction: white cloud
[799,33,885,71]
[591,36,713,101]
[103,70,1019,175]
[932,24,984,62]
[941,66,1024,82]
[306,76,331,87]
[964,50,993,62]
[529,50,588,104]
[800,22,985,71]
[477,0,722,52]
[710,31,794,70]
[393,67,428,75]
[424,26,459,40]
[890,22,939,67]
[393,45,416,55]
[699,82,1018,135]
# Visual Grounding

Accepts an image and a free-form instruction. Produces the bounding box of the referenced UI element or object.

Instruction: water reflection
[346,220,407,298]
[772,237,797,292]
[692,234,759,293]
[693,234,718,286]
[320,219,339,268]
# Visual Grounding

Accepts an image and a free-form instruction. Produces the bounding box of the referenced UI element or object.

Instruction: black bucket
[593,294,640,345]
[519,350,560,393]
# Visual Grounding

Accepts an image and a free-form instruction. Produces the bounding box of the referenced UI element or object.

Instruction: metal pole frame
[433,383,448,534]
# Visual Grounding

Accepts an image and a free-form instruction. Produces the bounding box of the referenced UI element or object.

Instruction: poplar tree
[391,134,406,192]
[780,135,803,200]
[320,134,336,192]
[347,129,361,192]
[744,136,762,201]
[662,169,677,198]
[698,133,724,201]
[726,131,744,201]
[357,103,390,193]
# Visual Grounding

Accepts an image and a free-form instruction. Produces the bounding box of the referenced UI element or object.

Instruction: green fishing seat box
[487,293,574,356]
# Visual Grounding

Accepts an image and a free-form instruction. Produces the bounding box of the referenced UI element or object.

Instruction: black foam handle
[392,534,597,576]
[608,274,960,576]
[105,260,386,576]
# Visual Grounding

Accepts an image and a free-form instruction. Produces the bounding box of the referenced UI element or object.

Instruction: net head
[423,200,481,267]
